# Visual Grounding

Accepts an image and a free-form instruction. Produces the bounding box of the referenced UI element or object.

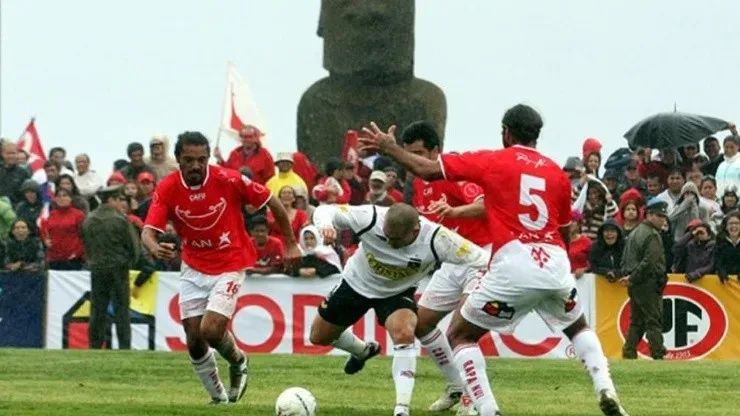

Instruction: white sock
[572,330,615,397]
[331,330,367,357]
[191,349,228,401]
[392,344,417,407]
[420,327,464,388]
[453,344,499,416]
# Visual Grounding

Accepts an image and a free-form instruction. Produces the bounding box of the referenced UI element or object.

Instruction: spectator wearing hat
[582,137,602,177]
[40,188,86,270]
[82,185,141,350]
[120,142,155,182]
[134,172,156,221]
[365,171,395,207]
[602,169,622,202]
[145,134,178,182]
[716,211,740,284]
[616,189,645,236]
[617,159,647,196]
[672,220,715,283]
[73,153,103,203]
[14,179,44,237]
[214,125,275,185]
[619,198,668,360]
[266,152,308,196]
[668,181,709,242]
[715,135,740,198]
[589,219,625,282]
[107,171,126,187]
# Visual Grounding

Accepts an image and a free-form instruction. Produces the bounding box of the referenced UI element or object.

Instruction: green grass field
[0,349,738,416]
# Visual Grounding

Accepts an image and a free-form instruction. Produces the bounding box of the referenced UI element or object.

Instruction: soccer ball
[275,387,317,416]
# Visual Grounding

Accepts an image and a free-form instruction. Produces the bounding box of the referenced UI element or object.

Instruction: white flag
[220,61,267,143]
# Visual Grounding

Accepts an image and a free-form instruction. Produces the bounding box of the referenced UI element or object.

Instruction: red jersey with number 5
[439,146,572,255]
[144,165,272,275]
[411,177,491,247]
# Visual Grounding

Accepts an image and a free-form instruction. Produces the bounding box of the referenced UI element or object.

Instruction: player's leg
[179,266,228,404]
[309,280,380,374]
[540,286,629,416]
[200,270,249,403]
[375,288,419,416]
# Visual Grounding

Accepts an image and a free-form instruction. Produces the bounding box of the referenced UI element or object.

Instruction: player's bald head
[383,203,421,248]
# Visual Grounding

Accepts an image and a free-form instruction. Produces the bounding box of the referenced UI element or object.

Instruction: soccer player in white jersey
[309,203,489,416]
[359,105,629,416]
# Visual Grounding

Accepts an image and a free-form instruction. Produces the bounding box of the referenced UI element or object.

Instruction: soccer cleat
[599,389,630,416]
[228,356,249,403]
[394,403,410,416]
[428,384,463,411]
[344,341,381,375]
[208,397,228,405]
[455,394,479,416]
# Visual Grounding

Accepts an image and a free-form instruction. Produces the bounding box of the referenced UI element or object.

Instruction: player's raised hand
[359,122,397,154]
[320,226,338,245]
[152,242,176,261]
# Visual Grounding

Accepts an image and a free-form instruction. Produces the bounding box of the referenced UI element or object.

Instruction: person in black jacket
[4,219,45,272]
[715,211,740,283]
[588,219,625,282]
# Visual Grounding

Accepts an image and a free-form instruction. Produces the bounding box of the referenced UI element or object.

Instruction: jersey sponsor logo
[515,152,547,168]
[461,182,481,200]
[482,301,515,320]
[174,197,227,231]
[617,283,728,360]
[366,252,424,281]
[189,192,206,201]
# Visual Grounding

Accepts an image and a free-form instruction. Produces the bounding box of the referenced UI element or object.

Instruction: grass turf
[0,349,738,415]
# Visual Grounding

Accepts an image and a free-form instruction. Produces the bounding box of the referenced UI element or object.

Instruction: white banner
[46,272,596,358]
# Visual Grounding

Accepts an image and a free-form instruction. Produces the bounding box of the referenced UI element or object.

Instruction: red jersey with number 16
[439,146,572,255]
[144,165,272,275]
[411,178,491,247]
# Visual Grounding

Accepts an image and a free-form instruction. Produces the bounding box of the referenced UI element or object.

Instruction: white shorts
[461,241,582,334]
[179,263,246,320]
[419,263,484,312]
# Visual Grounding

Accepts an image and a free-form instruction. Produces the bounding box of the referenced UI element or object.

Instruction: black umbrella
[623,112,730,149]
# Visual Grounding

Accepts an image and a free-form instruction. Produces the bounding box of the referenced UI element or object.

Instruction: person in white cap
[266,152,308,196]
[365,170,395,206]
[145,133,178,182]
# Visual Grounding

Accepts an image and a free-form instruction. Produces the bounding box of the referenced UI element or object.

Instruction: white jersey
[312,204,489,298]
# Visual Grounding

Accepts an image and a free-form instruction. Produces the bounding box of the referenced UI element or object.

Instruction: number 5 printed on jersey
[518,174,548,231]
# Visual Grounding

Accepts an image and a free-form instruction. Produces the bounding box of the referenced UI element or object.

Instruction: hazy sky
[2,0,738,177]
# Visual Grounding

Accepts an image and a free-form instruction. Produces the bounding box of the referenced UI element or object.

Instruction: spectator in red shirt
[319,158,352,204]
[214,125,275,184]
[248,215,285,275]
[267,186,309,246]
[383,166,405,202]
[568,210,592,279]
[40,188,86,270]
[341,160,367,205]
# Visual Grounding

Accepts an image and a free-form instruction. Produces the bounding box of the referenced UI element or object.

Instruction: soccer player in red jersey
[142,132,301,405]
[401,121,489,415]
[360,105,628,416]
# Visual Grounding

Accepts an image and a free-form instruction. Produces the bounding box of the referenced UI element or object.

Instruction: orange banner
[596,274,740,360]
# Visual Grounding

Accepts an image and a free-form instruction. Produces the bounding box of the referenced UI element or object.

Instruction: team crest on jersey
[406,257,422,270]
[482,301,515,320]
[175,197,227,231]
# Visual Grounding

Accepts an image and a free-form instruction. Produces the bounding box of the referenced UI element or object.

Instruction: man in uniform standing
[619,199,668,360]
[82,185,141,350]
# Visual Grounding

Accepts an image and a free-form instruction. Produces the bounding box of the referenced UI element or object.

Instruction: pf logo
[617,283,728,360]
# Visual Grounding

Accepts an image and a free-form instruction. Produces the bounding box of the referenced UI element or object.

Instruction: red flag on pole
[16,118,47,174]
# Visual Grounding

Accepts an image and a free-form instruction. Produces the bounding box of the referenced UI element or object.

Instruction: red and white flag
[17,118,47,174]
[219,62,266,145]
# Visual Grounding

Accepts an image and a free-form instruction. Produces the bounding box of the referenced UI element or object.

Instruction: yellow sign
[71,271,158,318]
[596,274,740,360]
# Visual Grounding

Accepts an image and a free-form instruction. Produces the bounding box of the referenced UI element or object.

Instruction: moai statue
[297,0,447,168]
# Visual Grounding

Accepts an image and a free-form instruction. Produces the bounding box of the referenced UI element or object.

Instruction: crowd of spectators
[1,124,739,284]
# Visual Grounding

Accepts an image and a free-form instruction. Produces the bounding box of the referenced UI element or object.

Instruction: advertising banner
[0,273,46,347]
[595,274,740,360]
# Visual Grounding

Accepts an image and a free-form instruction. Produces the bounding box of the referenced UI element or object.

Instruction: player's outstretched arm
[359,122,444,181]
[432,226,489,269]
[267,195,302,263]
